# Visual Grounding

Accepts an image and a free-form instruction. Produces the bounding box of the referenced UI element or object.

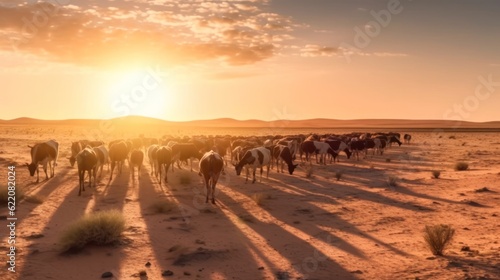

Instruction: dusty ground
[0,124,499,280]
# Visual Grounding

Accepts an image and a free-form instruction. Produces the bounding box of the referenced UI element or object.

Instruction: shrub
[335,171,343,181]
[150,200,176,214]
[387,176,398,187]
[59,210,125,252]
[423,224,455,255]
[305,163,314,178]
[454,162,469,171]
[252,193,271,206]
[432,170,441,179]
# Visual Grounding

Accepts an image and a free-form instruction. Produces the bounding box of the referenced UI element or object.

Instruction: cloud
[300,44,408,59]
[300,44,340,57]
[0,0,292,69]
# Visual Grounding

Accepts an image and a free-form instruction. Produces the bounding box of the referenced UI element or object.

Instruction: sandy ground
[0,124,499,280]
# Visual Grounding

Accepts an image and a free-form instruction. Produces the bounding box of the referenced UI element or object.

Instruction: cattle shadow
[17,170,104,279]
[137,168,278,279]
[227,172,413,258]
[213,181,358,279]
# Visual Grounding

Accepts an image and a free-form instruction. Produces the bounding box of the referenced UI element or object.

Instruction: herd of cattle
[25,132,412,202]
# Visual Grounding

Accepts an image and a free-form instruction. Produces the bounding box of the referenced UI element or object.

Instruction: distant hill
[1,116,500,129]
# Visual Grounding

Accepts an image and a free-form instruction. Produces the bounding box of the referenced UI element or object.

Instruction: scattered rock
[258,267,265,270]
[463,227,471,230]
[184,271,191,276]
[276,271,290,279]
[492,214,498,217]
[426,257,436,260]
[459,193,466,196]
[145,262,151,267]
[139,271,147,276]
[350,270,363,274]
[101,272,113,278]
[461,246,471,252]
[162,270,174,276]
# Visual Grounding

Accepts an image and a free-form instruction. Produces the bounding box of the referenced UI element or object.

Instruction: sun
[105,69,176,120]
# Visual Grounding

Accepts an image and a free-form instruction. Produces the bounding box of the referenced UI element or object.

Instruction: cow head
[288,163,299,175]
[68,156,76,167]
[344,149,352,159]
[233,162,243,176]
[25,162,37,176]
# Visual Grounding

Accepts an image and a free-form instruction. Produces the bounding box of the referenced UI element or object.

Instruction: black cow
[170,143,202,172]
[76,147,98,196]
[272,145,298,175]
[350,140,366,160]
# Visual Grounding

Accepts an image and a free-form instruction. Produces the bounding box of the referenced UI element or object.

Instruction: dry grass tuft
[150,200,177,214]
[305,163,314,178]
[387,176,398,187]
[454,162,469,171]
[431,170,441,179]
[59,210,126,252]
[251,193,266,206]
[335,171,343,181]
[423,224,455,256]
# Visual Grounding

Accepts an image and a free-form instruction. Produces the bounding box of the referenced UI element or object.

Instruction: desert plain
[0,120,499,280]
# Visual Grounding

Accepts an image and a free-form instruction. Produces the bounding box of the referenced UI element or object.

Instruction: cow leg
[252,168,257,184]
[211,174,220,204]
[245,166,249,183]
[204,174,210,203]
[43,163,49,180]
[110,161,115,180]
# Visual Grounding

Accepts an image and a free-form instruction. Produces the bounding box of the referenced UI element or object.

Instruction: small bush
[252,193,271,206]
[0,186,25,203]
[59,210,125,252]
[179,174,191,185]
[454,162,469,171]
[24,194,45,204]
[423,224,455,255]
[150,200,176,214]
[305,163,314,178]
[432,170,441,179]
[387,176,398,187]
[335,171,343,181]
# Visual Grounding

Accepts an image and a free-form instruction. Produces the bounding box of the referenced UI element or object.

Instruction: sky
[1,0,500,122]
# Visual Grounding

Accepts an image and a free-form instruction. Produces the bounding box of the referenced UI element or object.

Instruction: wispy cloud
[0,0,292,68]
